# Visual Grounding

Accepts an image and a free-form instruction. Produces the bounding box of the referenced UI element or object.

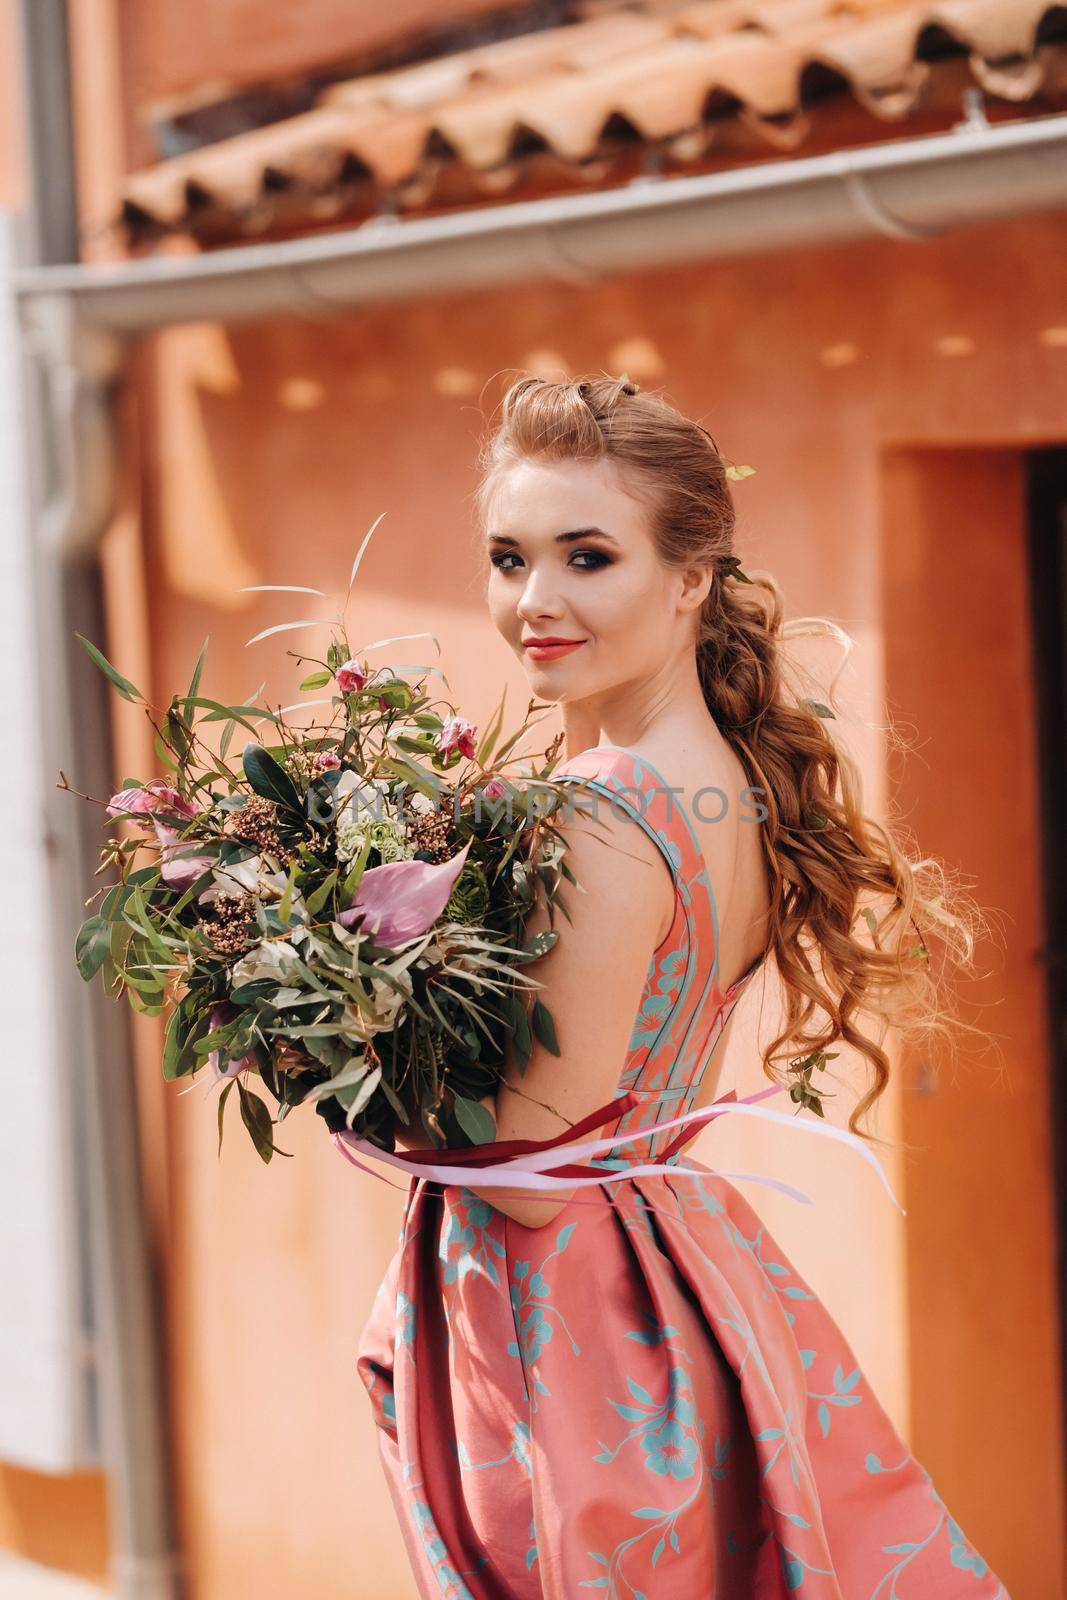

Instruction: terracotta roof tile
[117,0,1067,244]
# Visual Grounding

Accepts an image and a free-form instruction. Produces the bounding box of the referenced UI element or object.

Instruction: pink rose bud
[314,751,341,771]
[436,716,477,761]
[336,659,369,694]
[482,778,505,800]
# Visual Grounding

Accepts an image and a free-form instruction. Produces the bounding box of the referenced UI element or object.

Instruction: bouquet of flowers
[67,548,581,1164]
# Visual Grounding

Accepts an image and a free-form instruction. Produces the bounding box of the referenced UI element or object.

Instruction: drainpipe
[11,106,1067,335]
[14,2,183,1597]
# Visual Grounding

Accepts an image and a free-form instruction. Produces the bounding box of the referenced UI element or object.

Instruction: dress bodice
[550,745,765,1168]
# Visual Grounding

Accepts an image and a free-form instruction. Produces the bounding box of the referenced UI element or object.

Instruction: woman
[356,374,1010,1598]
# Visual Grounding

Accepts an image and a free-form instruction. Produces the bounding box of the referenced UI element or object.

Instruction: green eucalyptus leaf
[187,637,209,702]
[453,1094,496,1145]
[531,999,560,1057]
[217,1078,235,1156]
[162,999,207,1082]
[229,978,277,1005]
[304,1058,370,1102]
[475,686,507,767]
[278,859,300,927]
[502,992,532,1070]
[720,554,754,584]
[377,1075,410,1125]
[304,870,338,918]
[236,1079,277,1163]
[184,697,278,728]
[75,916,111,981]
[343,1064,383,1128]
[76,634,144,702]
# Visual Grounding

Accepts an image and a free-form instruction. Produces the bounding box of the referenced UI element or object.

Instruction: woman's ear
[678,562,714,614]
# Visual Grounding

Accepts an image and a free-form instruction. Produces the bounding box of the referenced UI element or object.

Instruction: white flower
[199,853,265,900]
[344,979,406,1039]
[230,939,302,987]
[407,788,438,817]
[333,770,393,822]
[336,816,414,865]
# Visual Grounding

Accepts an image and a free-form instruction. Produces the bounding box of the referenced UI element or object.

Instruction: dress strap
[551,746,769,1003]
[550,745,705,943]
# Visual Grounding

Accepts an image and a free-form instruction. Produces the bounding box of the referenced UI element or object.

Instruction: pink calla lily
[338,839,472,947]
[152,819,216,891]
[206,1001,257,1087]
[107,781,199,823]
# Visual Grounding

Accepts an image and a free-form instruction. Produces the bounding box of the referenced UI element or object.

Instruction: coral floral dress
[356,746,1011,1599]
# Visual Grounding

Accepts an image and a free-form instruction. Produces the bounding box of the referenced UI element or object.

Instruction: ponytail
[477,373,987,1141]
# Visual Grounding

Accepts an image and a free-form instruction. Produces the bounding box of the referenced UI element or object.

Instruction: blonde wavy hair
[475,371,989,1143]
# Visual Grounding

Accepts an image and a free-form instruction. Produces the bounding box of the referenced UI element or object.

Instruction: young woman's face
[484,456,696,704]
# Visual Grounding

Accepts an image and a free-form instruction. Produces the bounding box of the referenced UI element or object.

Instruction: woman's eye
[489,550,611,572]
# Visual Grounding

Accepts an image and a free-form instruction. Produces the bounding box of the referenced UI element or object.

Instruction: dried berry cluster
[286,747,321,784]
[205,892,257,955]
[227,794,292,862]
[408,807,454,863]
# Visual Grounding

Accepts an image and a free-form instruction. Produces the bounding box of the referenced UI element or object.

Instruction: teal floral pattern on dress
[506,1221,580,1410]
[864,1455,1009,1598]
[439,1188,506,1286]
[356,748,1014,1600]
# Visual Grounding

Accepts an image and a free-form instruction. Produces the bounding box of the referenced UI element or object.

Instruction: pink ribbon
[331,1082,906,1214]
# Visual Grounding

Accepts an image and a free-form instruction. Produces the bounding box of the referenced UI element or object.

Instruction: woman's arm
[464,788,674,1230]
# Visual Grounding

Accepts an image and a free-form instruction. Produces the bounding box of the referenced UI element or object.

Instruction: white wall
[0,207,96,1472]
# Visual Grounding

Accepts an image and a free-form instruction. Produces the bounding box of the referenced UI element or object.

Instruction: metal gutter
[12,107,1067,337]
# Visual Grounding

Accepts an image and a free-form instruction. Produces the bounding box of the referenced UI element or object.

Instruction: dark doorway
[1026,445,1067,1408]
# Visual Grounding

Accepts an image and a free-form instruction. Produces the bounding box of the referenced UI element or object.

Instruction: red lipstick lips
[523,636,586,660]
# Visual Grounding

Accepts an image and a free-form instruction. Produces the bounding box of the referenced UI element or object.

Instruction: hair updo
[475,372,983,1142]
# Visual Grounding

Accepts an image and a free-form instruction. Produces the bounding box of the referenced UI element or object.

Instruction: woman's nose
[516,570,565,619]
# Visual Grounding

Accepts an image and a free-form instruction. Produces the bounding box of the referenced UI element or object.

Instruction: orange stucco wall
[117,211,1066,1598]
[0,0,24,209]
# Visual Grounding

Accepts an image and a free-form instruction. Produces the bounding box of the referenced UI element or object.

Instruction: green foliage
[787,1048,839,1117]
[75,916,111,981]
[452,1094,496,1145]
[242,742,303,814]
[76,634,144,702]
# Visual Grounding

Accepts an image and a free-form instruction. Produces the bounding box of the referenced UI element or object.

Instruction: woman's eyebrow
[487,526,620,548]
